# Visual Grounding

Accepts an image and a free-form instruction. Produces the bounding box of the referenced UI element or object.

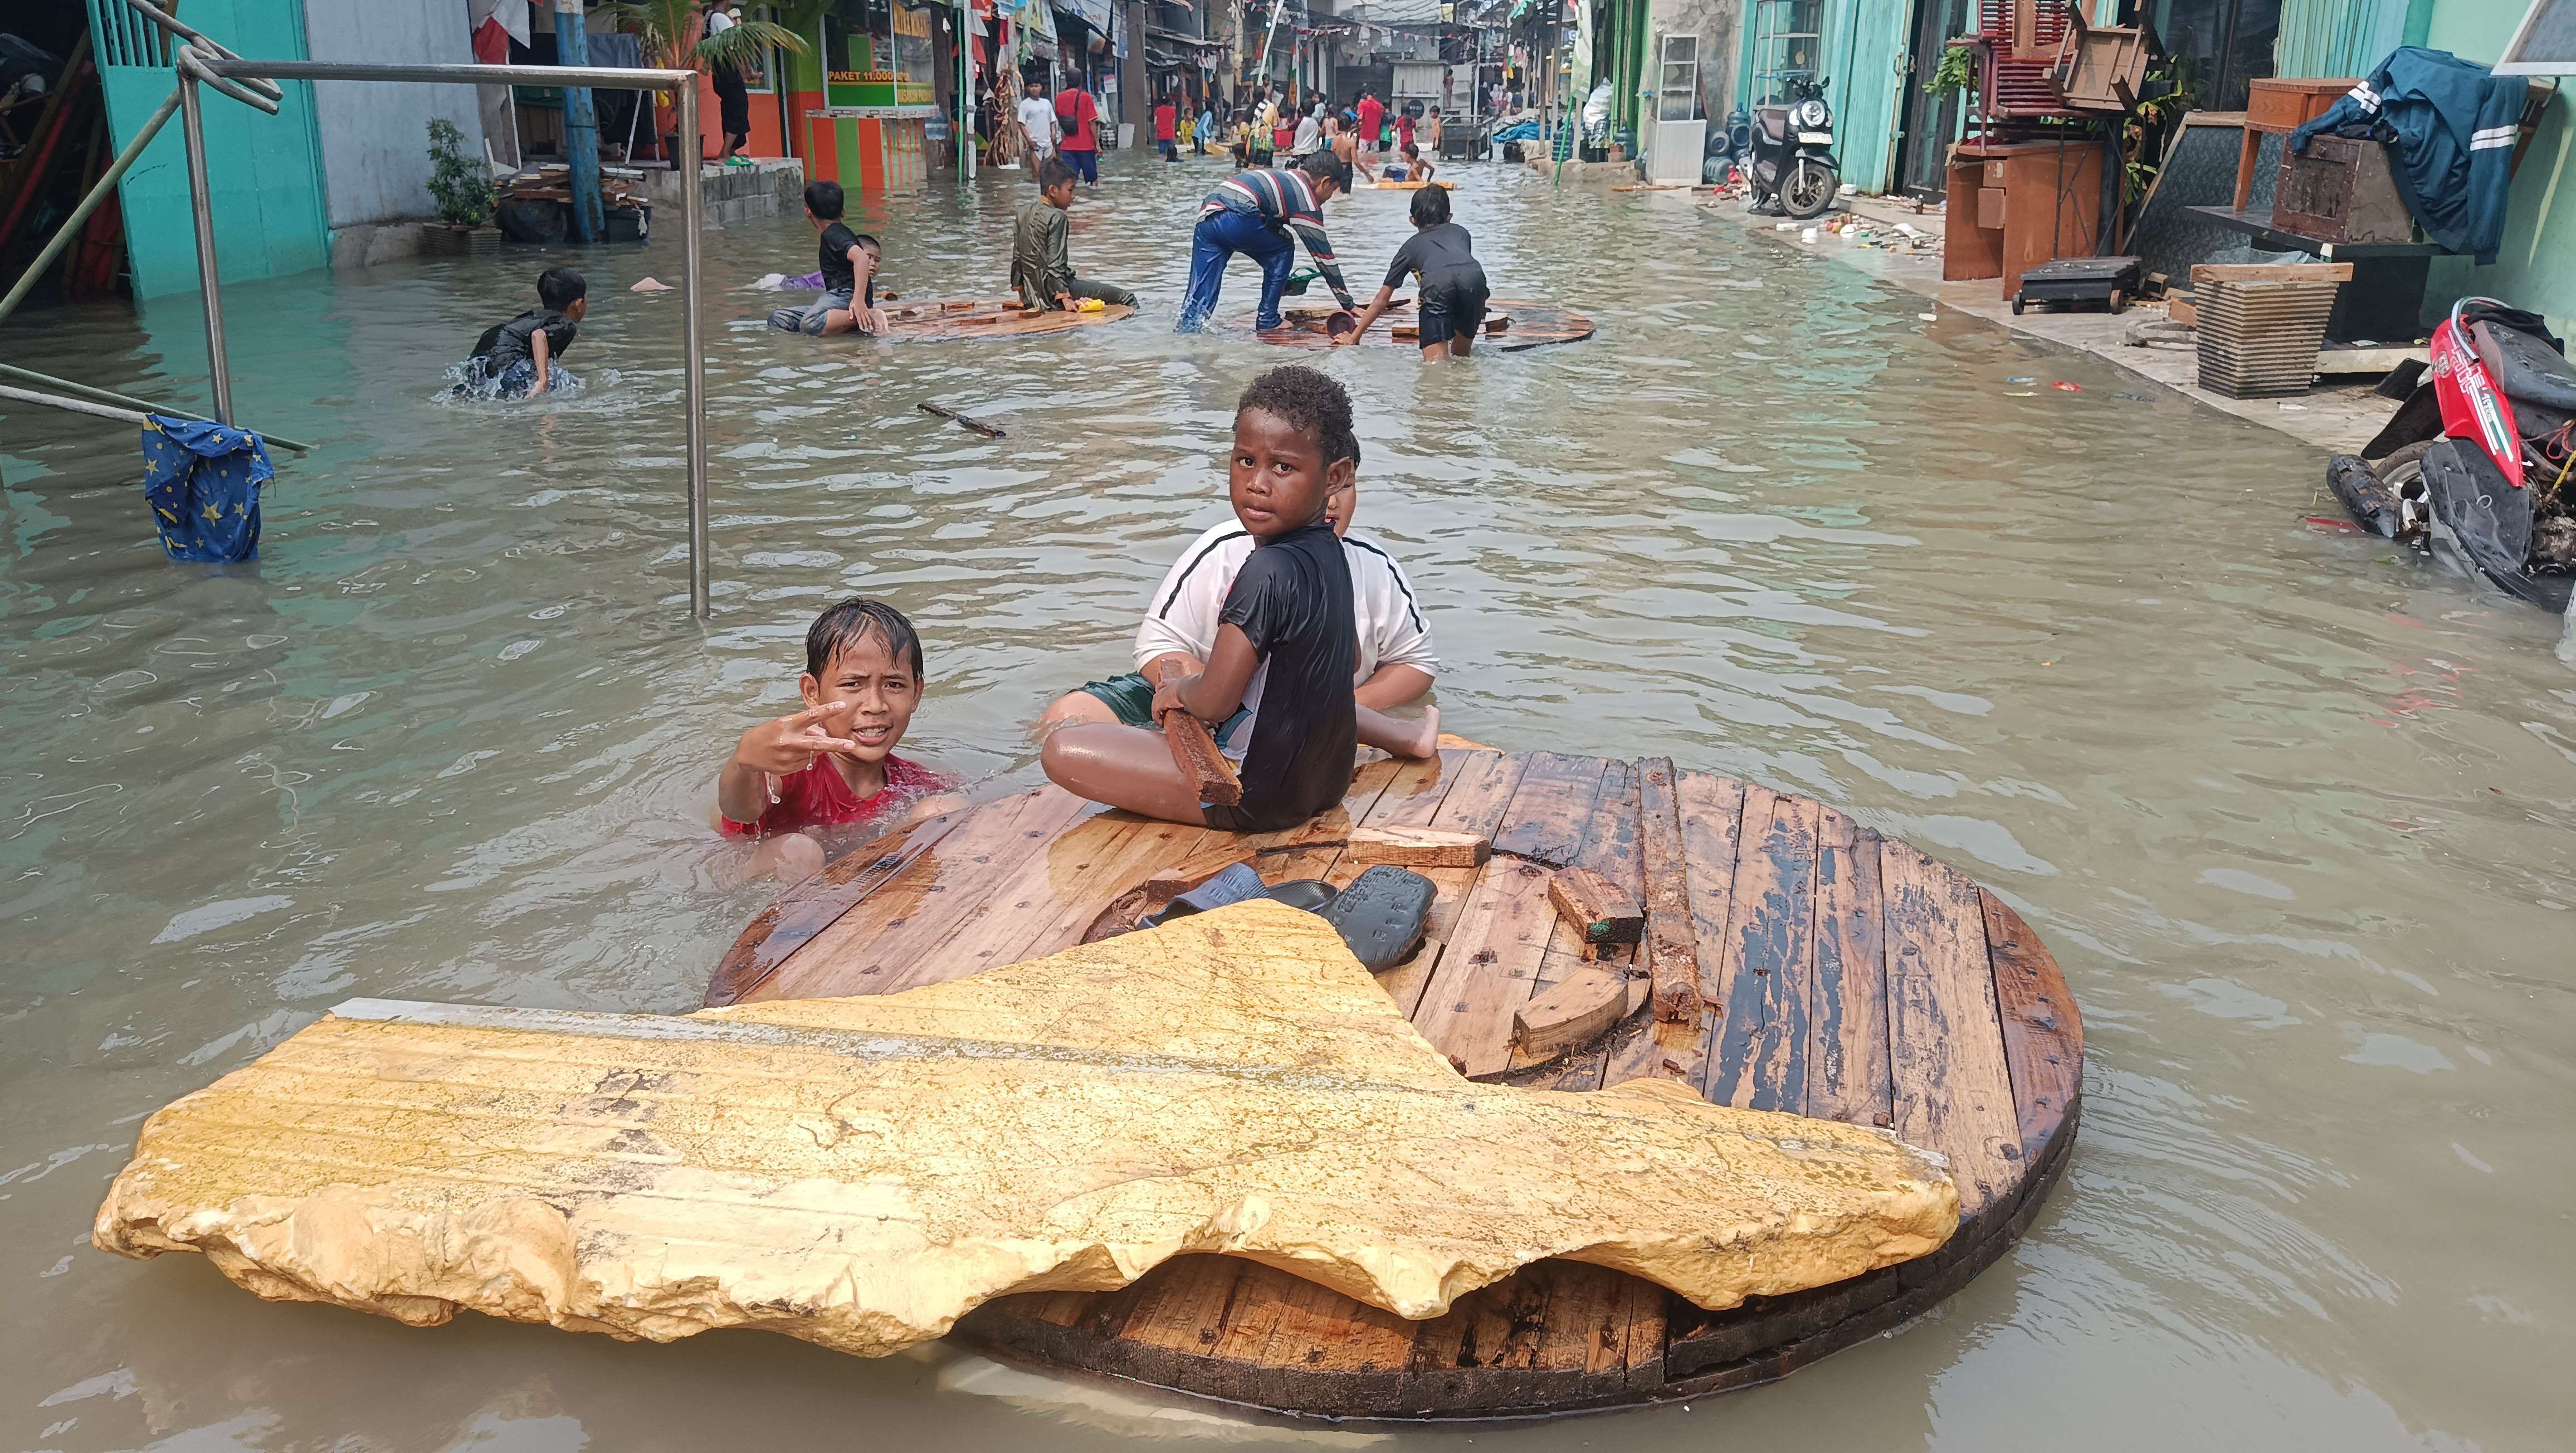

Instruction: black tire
[1780,158,1837,218]
[2374,439,2437,489]
[2109,289,2128,314]
[2011,298,2026,315]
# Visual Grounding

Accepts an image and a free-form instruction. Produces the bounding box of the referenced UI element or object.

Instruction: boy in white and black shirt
[1040,479,1438,758]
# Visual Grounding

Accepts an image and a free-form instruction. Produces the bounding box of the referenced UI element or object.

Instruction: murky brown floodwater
[3,148,2571,1452]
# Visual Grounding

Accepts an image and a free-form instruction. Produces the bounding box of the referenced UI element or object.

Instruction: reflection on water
[3,151,2572,1452]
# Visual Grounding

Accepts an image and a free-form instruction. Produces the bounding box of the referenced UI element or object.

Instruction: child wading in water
[1337,185,1487,362]
[1042,367,1436,832]
[714,598,963,879]
[460,266,587,397]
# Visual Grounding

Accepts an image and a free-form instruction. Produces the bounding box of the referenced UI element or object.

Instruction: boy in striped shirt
[1177,153,1357,332]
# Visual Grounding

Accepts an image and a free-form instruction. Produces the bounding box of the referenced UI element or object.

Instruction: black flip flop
[1318,865,1437,972]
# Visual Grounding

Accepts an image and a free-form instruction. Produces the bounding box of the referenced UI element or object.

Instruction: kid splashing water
[1042,367,1437,832]
[456,266,587,398]
[715,598,964,879]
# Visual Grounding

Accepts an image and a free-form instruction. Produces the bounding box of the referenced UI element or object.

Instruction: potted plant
[602,1,806,164]
[424,118,500,256]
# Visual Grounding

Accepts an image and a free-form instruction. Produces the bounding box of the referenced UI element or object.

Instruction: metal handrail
[170,56,715,618]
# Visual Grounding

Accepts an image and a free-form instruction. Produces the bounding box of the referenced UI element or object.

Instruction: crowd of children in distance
[712,365,1443,876]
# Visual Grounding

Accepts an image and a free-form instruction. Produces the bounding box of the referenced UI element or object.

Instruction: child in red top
[1154,97,1178,163]
[714,598,963,879]
[1395,109,1415,154]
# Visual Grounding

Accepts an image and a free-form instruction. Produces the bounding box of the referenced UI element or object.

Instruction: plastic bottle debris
[1801,227,1819,243]
[1919,313,1938,322]
[2006,376,2036,384]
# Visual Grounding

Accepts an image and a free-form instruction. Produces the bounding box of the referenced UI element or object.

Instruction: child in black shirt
[769,180,889,337]
[1042,366,1434,831]
[459,266,587,397]
[1335,185,1489,361]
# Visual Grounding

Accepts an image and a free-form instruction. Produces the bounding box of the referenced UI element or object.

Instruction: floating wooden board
[1349,824,1491,867]
[873,295,1136,343]
[1370,178,1456,189]
[1232,298,1595,352]
[704,747,2084,1421]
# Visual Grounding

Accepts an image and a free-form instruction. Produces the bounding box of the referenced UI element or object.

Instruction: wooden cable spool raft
[871,296,1136,342]
[708,743,2082,1421]
[1235,299,1596,352]
[1370,178,1457,189]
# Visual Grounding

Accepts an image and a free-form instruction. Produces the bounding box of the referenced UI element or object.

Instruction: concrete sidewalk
[1668,188,2397,456]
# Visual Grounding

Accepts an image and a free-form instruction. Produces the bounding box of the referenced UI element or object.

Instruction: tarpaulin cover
[143,415,272,563]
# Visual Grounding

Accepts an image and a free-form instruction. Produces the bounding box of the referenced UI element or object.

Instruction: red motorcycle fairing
[2428,302,2526,489]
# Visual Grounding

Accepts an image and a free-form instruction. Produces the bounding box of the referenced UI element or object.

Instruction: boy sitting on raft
[768,181,889,338]
[1012,157,1138,312]
[714,597,963,879]
[1336,186,1487,362]
[1037,429,1438,753]
[1379,142,1435,186]
[1041,367,1436,832]
[460,266,586,397]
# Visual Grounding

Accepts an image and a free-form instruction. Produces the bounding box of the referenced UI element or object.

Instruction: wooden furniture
[707,745,2084,1420]
[1944,137,2105,299]
[2190,262,2353,397]
[2050,6,2154,113]
[2275,132,2414,244]
[2235,76,2355,211]
[1968,0,2080,129]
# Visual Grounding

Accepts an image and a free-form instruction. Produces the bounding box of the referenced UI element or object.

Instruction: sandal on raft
[1134,862,1435,971]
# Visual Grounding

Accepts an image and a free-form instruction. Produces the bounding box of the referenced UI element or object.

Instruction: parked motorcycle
[1736,77,1840,220]
[2327,297,2576,611]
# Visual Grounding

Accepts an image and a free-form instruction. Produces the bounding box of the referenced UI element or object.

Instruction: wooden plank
[1413,857,1560,1076]
[1980,889,2084,1165]
[1490,752,1611,869]
[1602,761,1701,1093]
[871,800,1163,991]
[1343,752,1530,1020]
[1241,1270,1419,1405]
[1524,1261,1638,1397]
[1670,772,1750,1090]
[703,808,971,1006]
[753,788,1097,1001]
[1880,839,2021,1224]
[956,814,1214,972]
[1807,810,1892,1130]
[1704,788,1819,1115]
[2189,261,2353,282]
[1350,825,1491,867]
[1109,1254,1251,1362]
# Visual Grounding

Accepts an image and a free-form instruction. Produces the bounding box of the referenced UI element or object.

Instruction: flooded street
[3,149,2572,1451]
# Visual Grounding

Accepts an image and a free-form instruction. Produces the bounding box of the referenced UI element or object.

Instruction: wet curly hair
[1235,364,1360,469]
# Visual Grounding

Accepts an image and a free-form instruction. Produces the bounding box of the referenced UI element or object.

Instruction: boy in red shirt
[1055,73,1101,185]
[1354,89,1382,155]
[714,598,963,879]
[1395,108,1415,155]
[1154,95,1178,162]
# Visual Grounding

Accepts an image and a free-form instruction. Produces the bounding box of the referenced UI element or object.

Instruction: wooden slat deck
[703,747,2082,1421]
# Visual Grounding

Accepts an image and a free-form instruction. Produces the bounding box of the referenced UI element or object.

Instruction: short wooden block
[1513,966,1628,1060]
[1548,866,1645,945]
[1348,826,1491,868]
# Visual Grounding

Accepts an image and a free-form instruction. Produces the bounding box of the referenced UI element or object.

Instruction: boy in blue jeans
[1175,154,1355,333]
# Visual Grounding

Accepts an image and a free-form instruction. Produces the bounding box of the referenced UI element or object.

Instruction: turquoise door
[87,0,328,299]
[1819,0,1908,195]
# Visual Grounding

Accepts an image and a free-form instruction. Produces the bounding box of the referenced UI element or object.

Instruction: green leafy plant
[426,118,495,227]
[1924,43,1974,99]
[2117,59,2198,205]
[601,0,806,77]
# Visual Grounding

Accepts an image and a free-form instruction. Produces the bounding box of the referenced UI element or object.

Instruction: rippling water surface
[4,151,2570,1452]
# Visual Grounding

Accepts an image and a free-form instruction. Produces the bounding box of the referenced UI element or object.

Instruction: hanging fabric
[142,415,273,563]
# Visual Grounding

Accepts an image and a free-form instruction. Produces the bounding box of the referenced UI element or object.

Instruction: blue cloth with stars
[142,414,272,562]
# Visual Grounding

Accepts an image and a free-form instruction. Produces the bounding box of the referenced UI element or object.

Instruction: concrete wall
[2419,1,2574,335]
[304,0,484,230]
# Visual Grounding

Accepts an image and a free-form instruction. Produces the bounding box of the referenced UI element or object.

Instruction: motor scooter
[1735,76,1840,220]
[2327,298,2576,610]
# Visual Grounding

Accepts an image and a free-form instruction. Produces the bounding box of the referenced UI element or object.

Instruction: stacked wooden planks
[704,746,2082,1420]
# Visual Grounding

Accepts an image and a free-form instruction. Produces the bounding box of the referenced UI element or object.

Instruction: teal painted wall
[89,0,329,300]
[2419,0,2574,334]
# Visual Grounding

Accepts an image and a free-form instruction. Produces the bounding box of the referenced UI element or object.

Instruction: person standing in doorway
[1016,71,1060,173]
[1056,71,1101,186]
[1354,88,1382,158]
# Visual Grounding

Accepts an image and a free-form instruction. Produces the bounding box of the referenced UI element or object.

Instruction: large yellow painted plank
[94,901,1956,1358]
